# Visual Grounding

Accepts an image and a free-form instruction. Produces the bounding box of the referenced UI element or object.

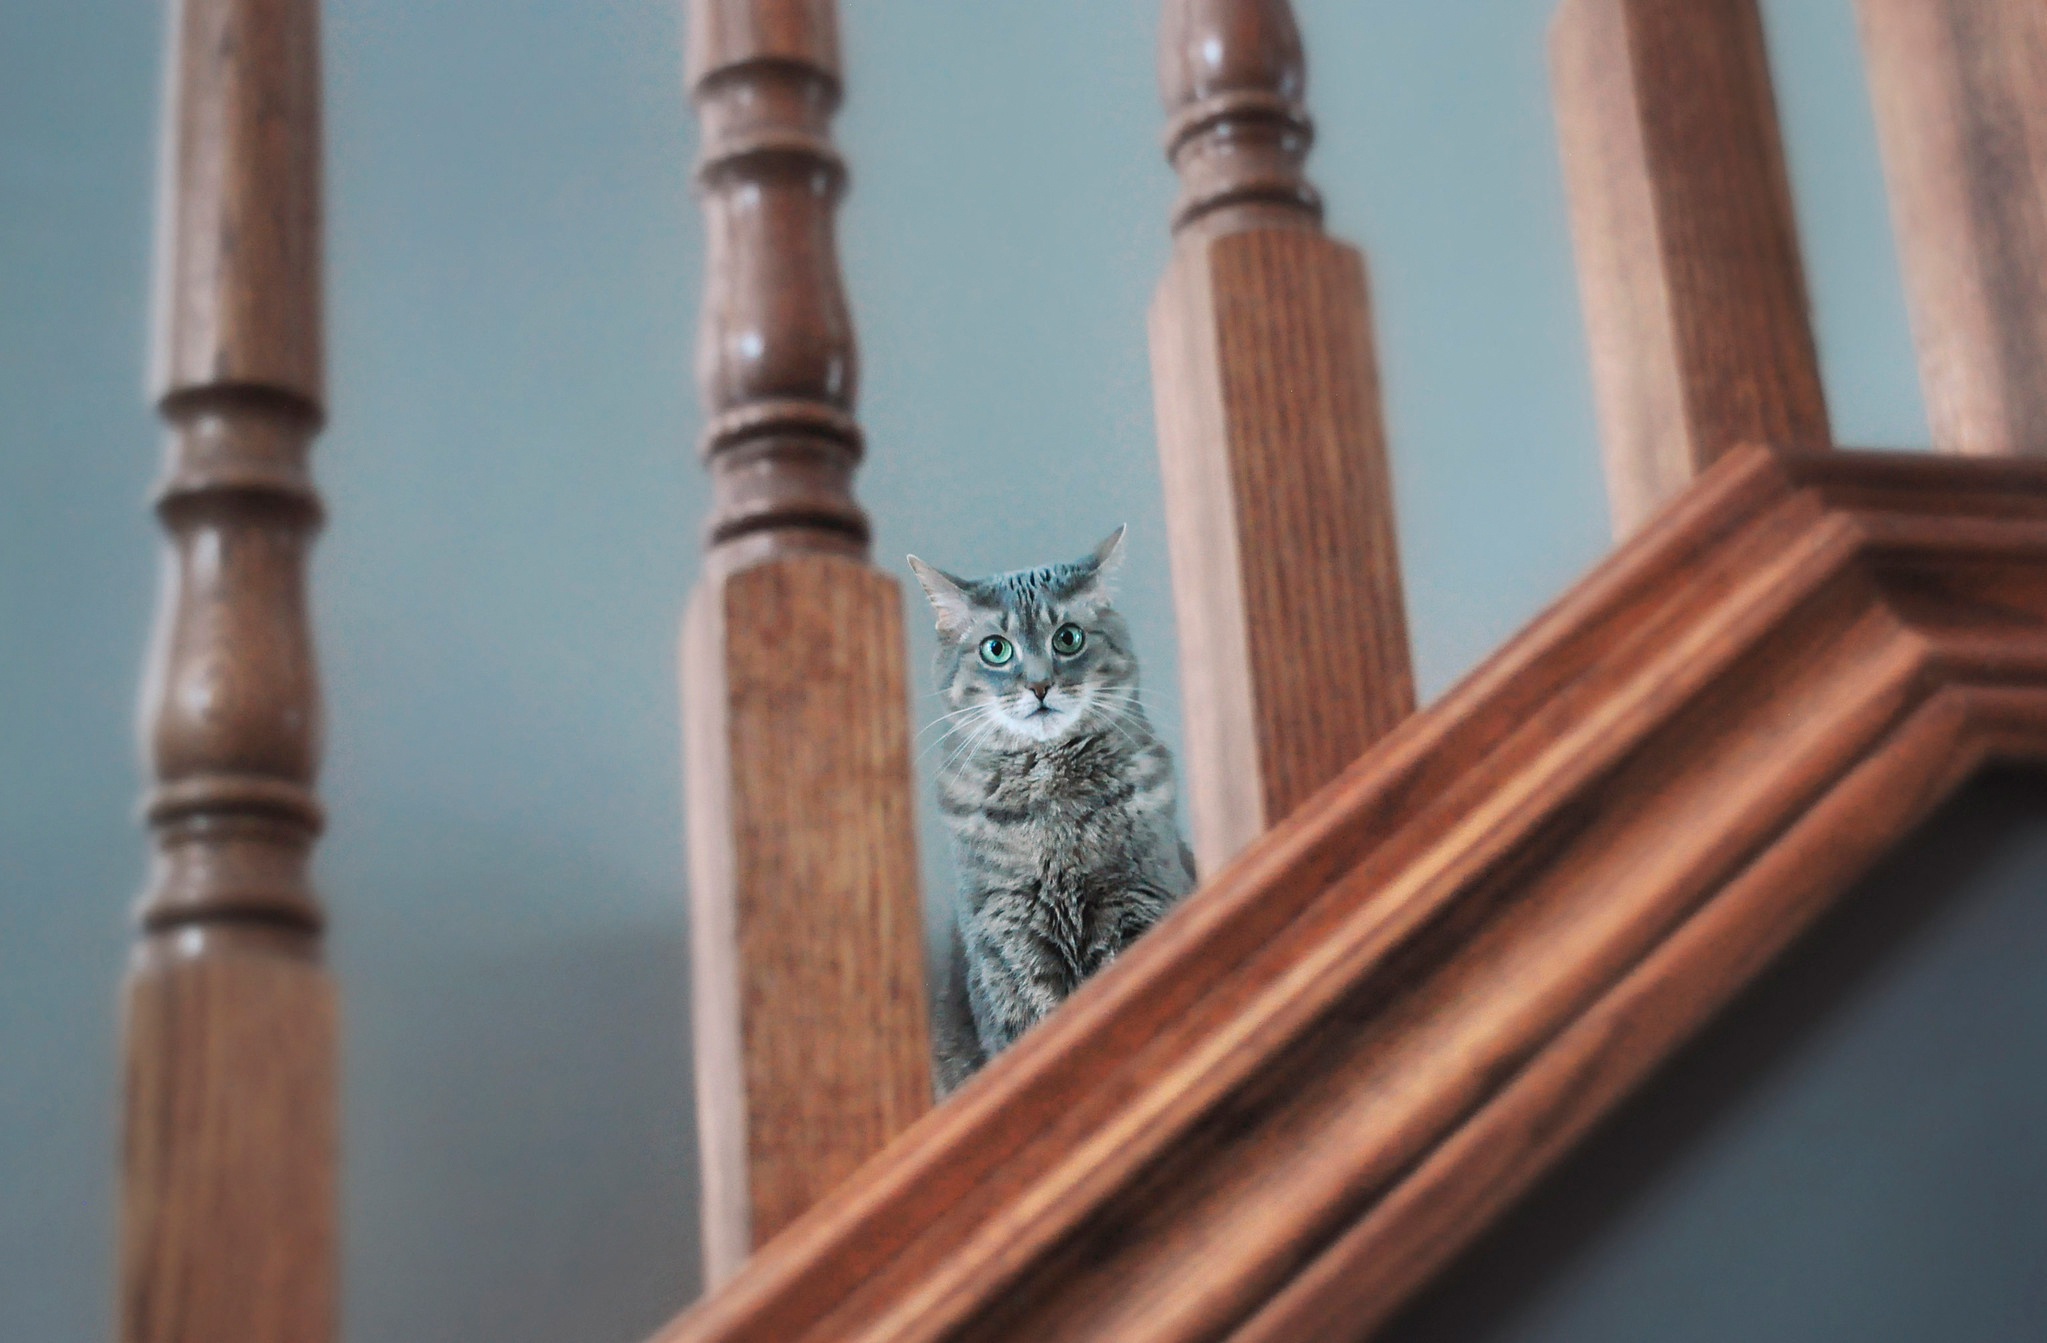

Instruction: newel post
[1150,0,1416,877]
[1553,0,1832,534]
[680,0,930,1286]
[121,0,336,1339]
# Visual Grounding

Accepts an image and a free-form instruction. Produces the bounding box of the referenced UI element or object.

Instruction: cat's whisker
[938,726,994,780]
[917,731,968,765]
[916,710,977,754]
[921,709,993,767]
[916,701,991,741]
[1100,714,1147,757]
[1085,690,1163,732]
[933,704,1002,776]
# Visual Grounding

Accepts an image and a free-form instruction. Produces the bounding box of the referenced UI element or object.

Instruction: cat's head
[907,527,1137,746]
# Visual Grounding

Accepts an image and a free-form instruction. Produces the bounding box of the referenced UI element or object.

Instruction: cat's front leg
[1080,887,1177,977]
[963,904,1069,1056]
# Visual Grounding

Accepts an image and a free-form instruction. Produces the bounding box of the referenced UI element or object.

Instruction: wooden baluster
[1150,0,1416,877]
[121,0,335,1340]
[1553,0,1832,535]
[1857,0,2047,458]
[680,0,929,1286]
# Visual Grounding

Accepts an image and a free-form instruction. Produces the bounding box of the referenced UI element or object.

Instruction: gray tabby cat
[908,527,1196,1095]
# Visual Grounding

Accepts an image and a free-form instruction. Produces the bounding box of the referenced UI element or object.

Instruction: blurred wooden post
[121,0,336,1339]
[680,0,930,1286]
[1150,0,1416,878]
[1857,0,2047,457]
[1553,0,1832,535]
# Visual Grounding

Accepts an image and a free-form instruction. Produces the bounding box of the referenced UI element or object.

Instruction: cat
[908,526,1196,1096]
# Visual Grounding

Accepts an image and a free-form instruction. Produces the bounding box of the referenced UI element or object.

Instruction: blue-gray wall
[4,2,2028,1341]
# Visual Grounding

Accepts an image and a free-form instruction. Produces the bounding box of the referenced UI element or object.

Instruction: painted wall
[4,2,2015,1341]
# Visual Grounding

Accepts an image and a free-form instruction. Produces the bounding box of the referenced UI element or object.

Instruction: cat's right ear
[907,556,976,639]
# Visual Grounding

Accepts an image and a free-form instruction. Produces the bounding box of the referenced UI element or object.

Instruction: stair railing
[114,0,2047,1340]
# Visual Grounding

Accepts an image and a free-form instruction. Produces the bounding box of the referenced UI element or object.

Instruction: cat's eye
[1051,623,1086,656]
[979,635,1015,666]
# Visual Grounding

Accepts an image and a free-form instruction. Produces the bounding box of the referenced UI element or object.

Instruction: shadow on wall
[1381,769,2047,1343]
[332,817,700,1343]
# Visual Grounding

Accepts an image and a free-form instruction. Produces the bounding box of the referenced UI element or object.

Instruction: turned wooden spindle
[690,0,867,561]
[1151,0,1415,877]
[1857,0,2047,458]
[1554,0,1833,534]
[680,0,930,1286]
[121,0,336,1340]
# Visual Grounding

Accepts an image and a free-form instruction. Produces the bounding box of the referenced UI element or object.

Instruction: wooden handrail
[1151,0,1414,876]
[649,444,2047,1342]
[121,0,336,1339]
[679,0,931,1288]
[1554,0,1832,534]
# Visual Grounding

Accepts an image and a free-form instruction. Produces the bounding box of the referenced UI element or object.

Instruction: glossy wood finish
[680,0,930,1286]
[1554,0,1832,535]
[1858,0,2047,458]
[1150,0,1414,877]
[122,0,335,1339]
[647,445,2047,1343]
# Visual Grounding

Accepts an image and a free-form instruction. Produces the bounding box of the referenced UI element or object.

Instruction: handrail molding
[650,444,2047,1342]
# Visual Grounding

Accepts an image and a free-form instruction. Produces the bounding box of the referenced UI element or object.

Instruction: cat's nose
[1028,681,1051,703]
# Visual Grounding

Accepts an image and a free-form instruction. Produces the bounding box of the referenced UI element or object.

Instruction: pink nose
[1028,682,1051,702]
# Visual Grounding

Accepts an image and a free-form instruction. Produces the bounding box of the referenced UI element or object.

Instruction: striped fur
[909,530,1195,1095]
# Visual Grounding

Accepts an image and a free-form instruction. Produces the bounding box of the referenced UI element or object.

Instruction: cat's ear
[1089,524,1128,582]
[1071,525,1127,606]
[907,556,976,638]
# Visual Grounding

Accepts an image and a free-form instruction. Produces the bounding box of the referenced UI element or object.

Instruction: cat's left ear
[1091,524,1128,578]
[1072,524,1127,606]
[907,555,977,639]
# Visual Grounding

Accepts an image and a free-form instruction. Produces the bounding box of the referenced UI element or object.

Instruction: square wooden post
[1554,0,1832,534]
[1150,0,1416,877]
[1858,0,2047,457]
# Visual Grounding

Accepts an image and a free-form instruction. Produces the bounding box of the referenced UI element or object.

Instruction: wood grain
[683,558,931,1281]
[1554,0,1832,535]
[680,0,930,1286]
[1858,0,2047,457]
[121,930,336,1343]
[123,0,334,1339]
[1151,0,1414,876]
[646,445,2047,1342]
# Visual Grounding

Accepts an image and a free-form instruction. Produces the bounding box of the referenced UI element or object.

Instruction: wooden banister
[651,442,2047,1343]
[1554,0,1832,535]
[680,0,931,1288]
[121,0,336,1339]
[1150,0,1415,878]
[1857,0,2047,458]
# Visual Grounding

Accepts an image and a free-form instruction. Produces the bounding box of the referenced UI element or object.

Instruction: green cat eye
[1051,623,1086,656]
[978,635,1015,666]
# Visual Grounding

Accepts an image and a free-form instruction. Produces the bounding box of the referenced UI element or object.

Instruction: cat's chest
[949,760,1144,860]
[980,758,1134,829]
[999,797,1129,861]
